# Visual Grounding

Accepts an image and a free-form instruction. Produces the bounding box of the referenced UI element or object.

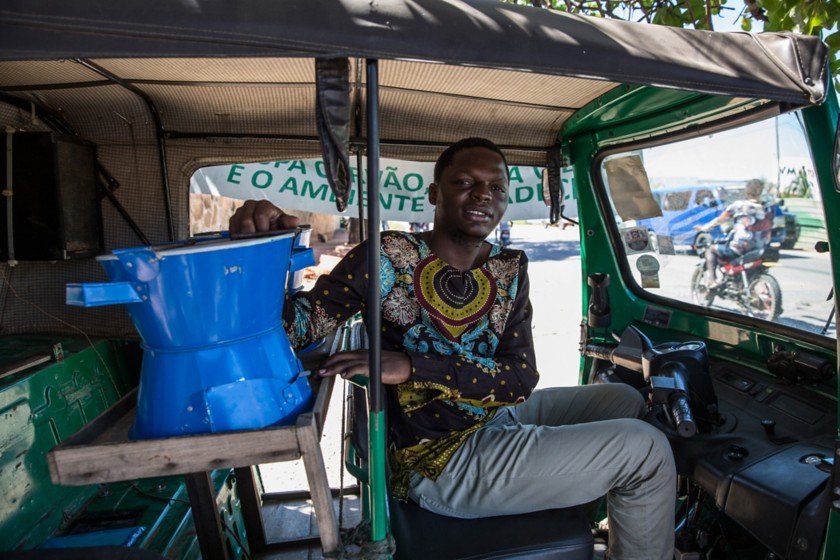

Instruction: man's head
[428,138,510,242]
[745,179,765,201]
[433,137,510,183]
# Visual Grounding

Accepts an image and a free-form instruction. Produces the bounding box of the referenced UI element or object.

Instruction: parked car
[638,184,796,257]
[780,199,803,249]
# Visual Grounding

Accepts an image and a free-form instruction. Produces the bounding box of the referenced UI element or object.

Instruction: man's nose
[471,182,492,200]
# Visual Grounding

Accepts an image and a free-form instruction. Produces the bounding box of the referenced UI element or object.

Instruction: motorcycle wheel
[746,272,783,320]
[692,231,712,256]
[690,267,715,307]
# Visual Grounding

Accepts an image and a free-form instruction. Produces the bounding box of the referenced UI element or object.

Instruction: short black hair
[433,137,510,183]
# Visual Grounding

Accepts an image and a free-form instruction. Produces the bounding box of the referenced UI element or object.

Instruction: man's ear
[428,183,438,205]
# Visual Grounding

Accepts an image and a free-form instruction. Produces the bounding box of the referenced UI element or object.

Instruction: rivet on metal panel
[52,343,64,363]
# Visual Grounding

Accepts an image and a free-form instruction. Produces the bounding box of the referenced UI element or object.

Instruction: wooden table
[47,372,338,560]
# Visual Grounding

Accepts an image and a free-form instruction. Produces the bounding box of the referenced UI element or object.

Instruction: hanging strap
[545,146,563,225]
[315,58,352,212]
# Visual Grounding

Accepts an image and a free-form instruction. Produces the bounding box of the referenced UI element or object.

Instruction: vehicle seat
[347,384,595,560]
[732,248,764,265]
[389,494,594,560]
[5,548,167,560]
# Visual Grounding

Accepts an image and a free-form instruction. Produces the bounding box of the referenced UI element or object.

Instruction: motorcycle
[690,236,783,321]
[498,221,512,248]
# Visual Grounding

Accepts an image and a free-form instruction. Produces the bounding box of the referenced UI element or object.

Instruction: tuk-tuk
[0,1,837,559]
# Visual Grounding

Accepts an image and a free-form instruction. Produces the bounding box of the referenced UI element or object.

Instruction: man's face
[429,147,509,241]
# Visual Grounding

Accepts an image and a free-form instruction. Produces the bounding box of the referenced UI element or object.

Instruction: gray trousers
[408,383,676,560]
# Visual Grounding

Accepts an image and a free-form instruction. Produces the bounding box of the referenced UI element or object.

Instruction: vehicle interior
[0,1,838,559]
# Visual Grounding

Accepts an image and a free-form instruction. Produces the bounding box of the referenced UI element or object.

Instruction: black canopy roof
[0,0,828,105]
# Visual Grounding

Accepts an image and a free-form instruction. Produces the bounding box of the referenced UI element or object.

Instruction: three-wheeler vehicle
[0,1,838,559]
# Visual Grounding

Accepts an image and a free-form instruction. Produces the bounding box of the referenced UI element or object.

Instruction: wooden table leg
[184,471,231,560]
[298,414,340,555]
[235,465,266,553]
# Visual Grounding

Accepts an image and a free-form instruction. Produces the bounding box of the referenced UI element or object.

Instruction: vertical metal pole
[366,59,382,416]
[4,128,16,265]
[364,58,388,544]
[356,151,366,243]
[775,116,781,192]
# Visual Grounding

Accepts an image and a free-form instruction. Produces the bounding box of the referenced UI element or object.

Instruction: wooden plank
[49,426,304,486]
[185,471,231,560]
[297,416,340,555]
[310,373,335,438]
[48,376,334,486]
[0,353,51,380]
[236,465,267,553]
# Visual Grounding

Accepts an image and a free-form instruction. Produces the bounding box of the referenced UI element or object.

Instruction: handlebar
[583,336,698,438]
[653,362,697,438]
[582,344,614,362]
[669,393,696,438]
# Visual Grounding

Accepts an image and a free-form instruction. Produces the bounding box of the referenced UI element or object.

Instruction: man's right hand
[229,200,299,234]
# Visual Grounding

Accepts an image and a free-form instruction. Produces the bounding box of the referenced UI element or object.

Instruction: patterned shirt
[284,231,538,498]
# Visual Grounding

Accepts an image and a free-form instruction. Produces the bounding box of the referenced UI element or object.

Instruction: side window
[694,190,713,208]
[663,192,690,211]
[601,112,834,338]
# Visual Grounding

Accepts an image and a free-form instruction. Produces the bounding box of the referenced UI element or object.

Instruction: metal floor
[252,491,363,560]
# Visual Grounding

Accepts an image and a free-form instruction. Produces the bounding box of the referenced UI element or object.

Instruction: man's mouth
[464,209,491,222]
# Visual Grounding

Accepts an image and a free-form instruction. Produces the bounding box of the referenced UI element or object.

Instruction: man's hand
[318,350,412,385]
[229,200,299,234]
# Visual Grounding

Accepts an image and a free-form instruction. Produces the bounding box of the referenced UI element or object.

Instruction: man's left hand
[318,350,412,384]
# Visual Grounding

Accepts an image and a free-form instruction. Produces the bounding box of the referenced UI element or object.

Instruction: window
[601,112,834,338]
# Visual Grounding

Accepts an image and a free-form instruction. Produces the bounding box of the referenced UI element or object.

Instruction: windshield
[600,112,835,338]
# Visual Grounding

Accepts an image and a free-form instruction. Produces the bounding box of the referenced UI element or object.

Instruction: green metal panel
[562,85,769,150]
[799,87,840,557]
[0,337,138,550]
[0,338,249,558]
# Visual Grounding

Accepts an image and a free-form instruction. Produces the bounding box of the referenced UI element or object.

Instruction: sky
[641,113,814,188]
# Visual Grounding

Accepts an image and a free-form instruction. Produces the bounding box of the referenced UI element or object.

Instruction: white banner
[190,158,578,222]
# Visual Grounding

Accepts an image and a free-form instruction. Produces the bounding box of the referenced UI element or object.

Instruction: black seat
[731,248,764,265]
[5,547,168,560]
[347,384,595,560]
[389,494,594,560]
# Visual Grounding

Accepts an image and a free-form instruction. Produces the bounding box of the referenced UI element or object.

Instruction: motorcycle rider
[497,220,512,247]
[695,179,770,289]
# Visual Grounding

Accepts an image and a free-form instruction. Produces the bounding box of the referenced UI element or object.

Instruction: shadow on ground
[515,238,581,263]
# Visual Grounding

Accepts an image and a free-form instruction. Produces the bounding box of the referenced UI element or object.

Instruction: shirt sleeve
[283,241,369,350]
[404,253,539,407]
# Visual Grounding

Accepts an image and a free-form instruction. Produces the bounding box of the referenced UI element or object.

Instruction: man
[231,138,676,560]
[696,179,769,288]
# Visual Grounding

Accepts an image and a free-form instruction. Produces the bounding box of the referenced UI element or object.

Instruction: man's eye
[493,185,506,193]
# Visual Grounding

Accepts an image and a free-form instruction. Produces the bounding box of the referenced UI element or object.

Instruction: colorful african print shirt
[284,231,538,498]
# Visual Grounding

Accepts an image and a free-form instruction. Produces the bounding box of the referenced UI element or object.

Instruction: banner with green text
[190,158,578,222]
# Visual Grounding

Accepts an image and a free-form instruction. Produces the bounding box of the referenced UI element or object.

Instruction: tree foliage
[509,1,840,81]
